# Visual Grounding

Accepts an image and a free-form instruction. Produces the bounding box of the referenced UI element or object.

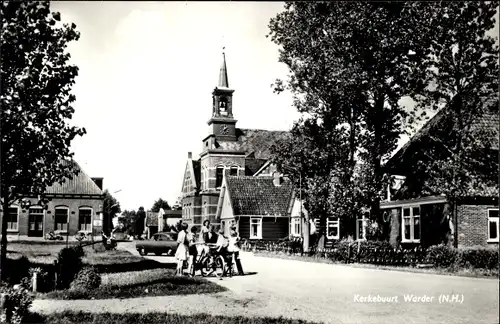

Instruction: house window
[488,209,499,243]
[7,207,19,231]
[290,218,301,236]
[216,166,224,188]
[356,212,368,240]
[230,166,238,176]
[250,218,262,239]
[326,217,340,239]
[78,208,92,232]
[402,206,420,243]
[55,207,69,231]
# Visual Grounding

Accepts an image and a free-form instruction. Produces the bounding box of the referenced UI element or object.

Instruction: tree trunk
[0,187,10,283]
[452,199,458,248]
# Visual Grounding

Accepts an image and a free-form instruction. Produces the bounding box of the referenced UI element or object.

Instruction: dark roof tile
[226,176,294,216]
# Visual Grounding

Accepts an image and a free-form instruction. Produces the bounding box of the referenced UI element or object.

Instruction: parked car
[136,232,178,256]
[111,230,129,242]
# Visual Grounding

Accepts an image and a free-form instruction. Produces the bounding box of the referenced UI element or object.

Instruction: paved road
[32,242,499,324]
[123,242,499,324]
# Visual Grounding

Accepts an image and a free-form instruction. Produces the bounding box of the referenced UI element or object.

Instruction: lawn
[24,312,322,324]
[40,268,227,300]
[7,241,148,268]
[7,242,224,300]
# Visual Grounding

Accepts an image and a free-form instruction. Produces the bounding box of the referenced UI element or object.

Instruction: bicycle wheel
[200,256,213,277]
[215,255,226,277]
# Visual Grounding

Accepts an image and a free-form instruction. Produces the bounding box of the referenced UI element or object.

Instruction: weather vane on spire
[222,35,226,55]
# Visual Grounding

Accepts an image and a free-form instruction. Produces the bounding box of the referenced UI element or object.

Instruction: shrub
[20,267,53,293]
[70,267,101,291]
[456,247,499,270]
[0,283,34,324]
[2,256,31,286]
[425,244,457,268]
[56,246,84,289]
[326,240,352,263]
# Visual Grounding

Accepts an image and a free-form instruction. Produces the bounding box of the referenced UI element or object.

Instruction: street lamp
[282,165,309,252]
[93,189,121,249]
[105,189,122,233]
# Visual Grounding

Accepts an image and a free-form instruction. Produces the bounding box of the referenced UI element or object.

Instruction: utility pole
[283,165,309,252]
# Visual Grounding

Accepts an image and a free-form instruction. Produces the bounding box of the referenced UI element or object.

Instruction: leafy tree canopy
[1,1,85,204]
[268,1,439,231]
[1,1,84,281]
[151,198,171,213]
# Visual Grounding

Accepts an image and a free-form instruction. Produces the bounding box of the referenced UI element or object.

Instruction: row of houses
[0,160,106,240]
[179,51,499,248]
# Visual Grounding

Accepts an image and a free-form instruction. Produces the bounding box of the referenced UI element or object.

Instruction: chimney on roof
[91,177,103,190]
[188,152,192,159]
[273,172,283,187]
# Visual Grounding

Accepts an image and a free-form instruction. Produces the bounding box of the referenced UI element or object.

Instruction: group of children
[174,220,244,278]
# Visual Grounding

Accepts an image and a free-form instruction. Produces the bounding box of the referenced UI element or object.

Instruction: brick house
[179,51,289,230]
[216,173,298,240]
[1,160,105,240]
[380,101,499,248]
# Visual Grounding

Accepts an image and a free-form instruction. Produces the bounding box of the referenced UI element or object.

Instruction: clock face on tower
[220,125,229,135]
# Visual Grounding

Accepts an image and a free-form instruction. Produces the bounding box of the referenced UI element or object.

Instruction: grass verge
[7,242,149,269]
[40,268,226,299]
[254,251,499,279]
[24,311,322,324]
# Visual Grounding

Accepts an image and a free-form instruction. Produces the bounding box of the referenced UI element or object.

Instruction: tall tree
[0,1,84,281]
[268,2,437,243]
[103,190,121,233]
[411,2,499,246]
[120,210,137,235]
[151,198,171,213]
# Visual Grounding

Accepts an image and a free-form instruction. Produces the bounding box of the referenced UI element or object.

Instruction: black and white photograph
[0,1,498,324]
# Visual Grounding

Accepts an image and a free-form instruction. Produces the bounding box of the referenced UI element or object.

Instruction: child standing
[175,222,189,276]
[187,226,199,277]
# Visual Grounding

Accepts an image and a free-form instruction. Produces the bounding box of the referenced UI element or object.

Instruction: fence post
[32,272,38,293]
[53,260,58,289]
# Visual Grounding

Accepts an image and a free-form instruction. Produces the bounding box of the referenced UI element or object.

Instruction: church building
[179,52,297,235]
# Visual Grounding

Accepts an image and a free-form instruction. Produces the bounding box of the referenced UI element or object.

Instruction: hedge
[243,239,499,270]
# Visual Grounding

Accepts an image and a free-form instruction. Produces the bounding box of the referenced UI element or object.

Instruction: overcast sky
[51,2,498,212]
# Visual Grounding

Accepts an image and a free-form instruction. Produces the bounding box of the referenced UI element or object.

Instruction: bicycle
[189,244,223,278]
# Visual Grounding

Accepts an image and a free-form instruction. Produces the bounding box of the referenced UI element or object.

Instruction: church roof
[45,160,104,196]
[225,176,294,216]
[244,158,268,176]
[217,128,290,160]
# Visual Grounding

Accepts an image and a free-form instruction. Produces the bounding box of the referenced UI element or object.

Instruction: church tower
[198,50,246,228]
[206,50,237,144]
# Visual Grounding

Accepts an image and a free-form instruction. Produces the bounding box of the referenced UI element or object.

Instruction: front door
[28,208,44,237]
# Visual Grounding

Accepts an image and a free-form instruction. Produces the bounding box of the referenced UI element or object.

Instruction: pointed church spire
[218,47,229,88]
